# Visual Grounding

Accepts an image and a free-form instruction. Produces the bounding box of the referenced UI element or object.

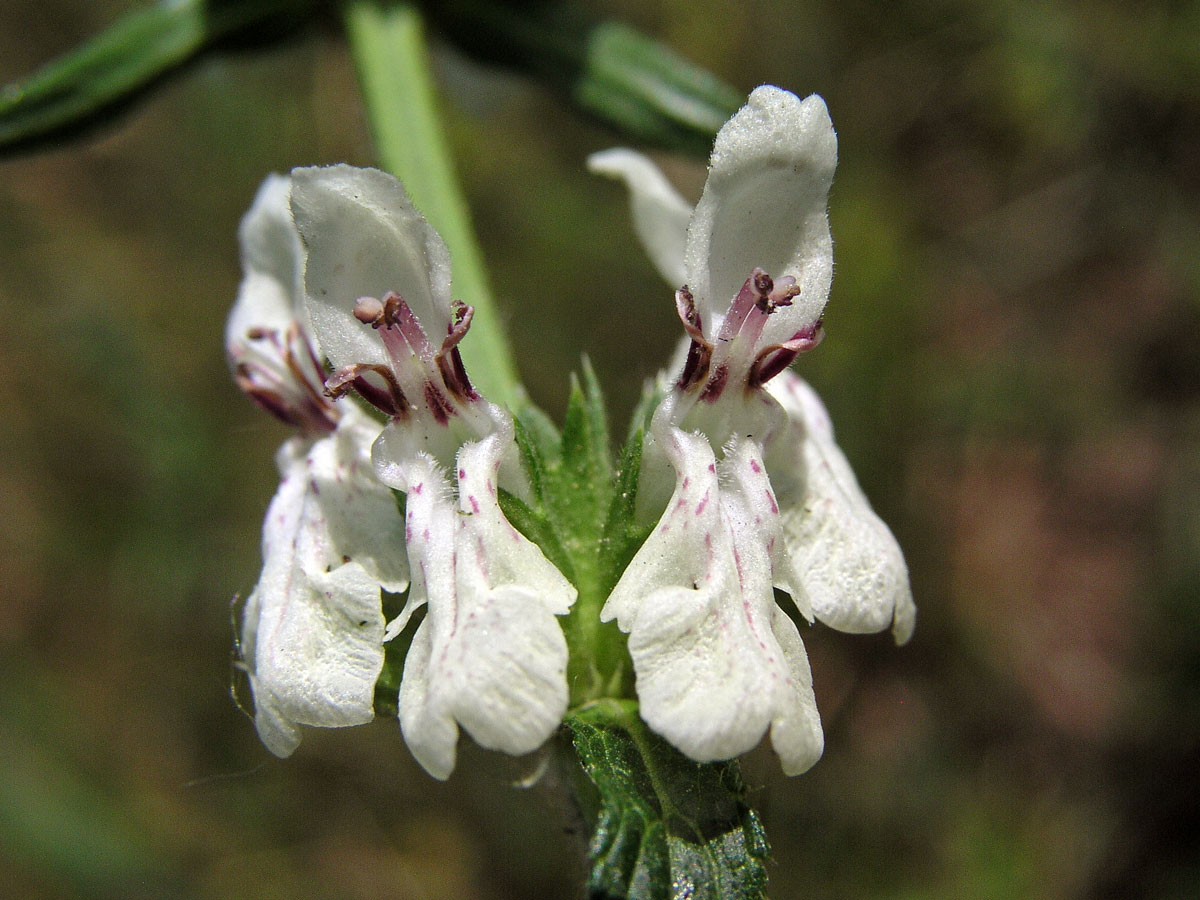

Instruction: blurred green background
[2,1,1199,897]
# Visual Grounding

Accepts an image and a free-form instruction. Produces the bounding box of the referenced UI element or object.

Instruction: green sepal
[598,426,653,595]
[626,376,664,444]
[497,487,577,585]
[513,398,564,461]
[567,700,771,900]
[554,361,614,546]
[372,598,422,719]
[0,0,314,155]
[511,413,549,505]
[421,0,741,157]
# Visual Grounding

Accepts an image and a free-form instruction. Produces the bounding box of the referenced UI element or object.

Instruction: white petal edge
[587,148,692,287]
[684,87,837,348]
[290,164,454,372]
[226,174,303,355]
[766,372,915,644]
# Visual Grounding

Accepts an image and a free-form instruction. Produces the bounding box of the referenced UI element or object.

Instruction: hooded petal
[587,148,692,287]
[226,174,303,353]
[290,164,454,372]
[242,412,403,756]
[394,430,576,779]
[766,372,915,644]
[684,87,836,348]
[603,427,823,774]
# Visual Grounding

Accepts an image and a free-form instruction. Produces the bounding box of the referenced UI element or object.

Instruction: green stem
[342,0,520,404]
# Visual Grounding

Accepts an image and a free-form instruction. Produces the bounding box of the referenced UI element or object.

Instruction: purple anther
[324,363,409,418]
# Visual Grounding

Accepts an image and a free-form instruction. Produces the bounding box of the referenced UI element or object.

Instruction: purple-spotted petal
[603,427,824,774]
[391,430,576,779]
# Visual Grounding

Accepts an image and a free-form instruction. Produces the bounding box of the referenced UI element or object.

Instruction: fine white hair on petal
[684,87,837,348]
[397,431,576,779]
[587,148,693,288]
[226,174,304,355]
[602,427,824,774]
[290,164,454,373]
[243,410,402,756]
[766,372,915,644]
[310,409,410,594]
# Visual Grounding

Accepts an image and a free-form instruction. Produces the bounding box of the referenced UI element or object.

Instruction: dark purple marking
[699,364,728,403]
[677,338,712,391]
[438,346,480,401]
[424,382,456,426]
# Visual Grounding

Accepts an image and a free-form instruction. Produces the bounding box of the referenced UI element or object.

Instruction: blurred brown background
[2,1,1198,897]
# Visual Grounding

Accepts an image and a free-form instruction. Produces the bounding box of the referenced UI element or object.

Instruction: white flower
[591,86,914,775]
[290,165,577,779]
[229,175,409,757]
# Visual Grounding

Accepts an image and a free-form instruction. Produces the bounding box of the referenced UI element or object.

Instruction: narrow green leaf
[0,0,311,154]
[567,701,771,900]
[421,0,741,156]
[576,20,742,157]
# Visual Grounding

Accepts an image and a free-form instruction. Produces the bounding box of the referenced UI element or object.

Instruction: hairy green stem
[342,0,520,404]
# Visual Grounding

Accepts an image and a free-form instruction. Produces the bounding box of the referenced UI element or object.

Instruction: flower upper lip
[592,86,837,366]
